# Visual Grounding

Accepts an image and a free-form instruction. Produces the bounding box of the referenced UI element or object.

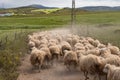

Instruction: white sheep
[86,48,100,56]
[103,64,120,80]
[66,36,79,46]
[97,43,106,49]
[28,40,35,51]
[84,43,95,50]
[78,53,103,80]
[99,48,111,58]
[107,43,120,55]
[49,45,61,63]
[30,47,46,72]
[49,39,59,45]
[102,54,120,67]
[61,41,72,56]
[40,47,52,66]
[63,50,78,71]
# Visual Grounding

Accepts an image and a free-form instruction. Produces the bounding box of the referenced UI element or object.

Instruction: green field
[0,11,120,29]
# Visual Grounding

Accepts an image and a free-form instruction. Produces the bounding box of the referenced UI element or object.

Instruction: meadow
[31,8,62,14]
[0,10,120,80]
[0,11,120,29]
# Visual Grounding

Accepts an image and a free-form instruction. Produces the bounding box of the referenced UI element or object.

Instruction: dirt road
[17,28,105,80]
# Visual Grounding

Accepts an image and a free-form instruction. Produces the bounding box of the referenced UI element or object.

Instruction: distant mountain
[19,4,58,9]
[80,6,120,11]
[0,8,4,10]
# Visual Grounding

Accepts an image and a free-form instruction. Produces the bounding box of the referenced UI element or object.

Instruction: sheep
[74,43,86,51]
[40,47,52,66]
[55,34,63,43]
[97,43,106,49]
[63,50,78,71]
[93,39,101,47]
[28,34,33,41]
[38,44,48,49]
[103,64,120,80]
[49,45,61,64]
[61,41,72,56]
[76,50,86,57]
[102,54,120,67]
[86,37,94,44]
[77,53,103,80]
[66,36,79,46]
[28,40,35,52]
[95,54,120,80]
[84,43,95,50]
[86,48,100,56]
[31,38,41,48]
[49,39,59,45]
[48,42,57,48]
[30,47,46,72]
[74,43,84,48]
[75,46,86,51]
[40,38,48,45]
[99,48,111,58]
[88,38,100,47]
[107,43,120,55]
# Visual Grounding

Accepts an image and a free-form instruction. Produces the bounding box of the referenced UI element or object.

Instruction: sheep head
[103,64,112,73]
[99,48,111,57]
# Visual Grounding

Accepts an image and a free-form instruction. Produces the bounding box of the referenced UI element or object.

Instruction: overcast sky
[0,0,120,8]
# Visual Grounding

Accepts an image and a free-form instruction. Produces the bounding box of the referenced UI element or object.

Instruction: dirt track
[17,28,106,80]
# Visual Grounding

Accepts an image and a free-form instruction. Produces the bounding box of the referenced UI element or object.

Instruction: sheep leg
[73,61,77,69]
[67,65,71,71]
[105,74,107,80]
[84,71,89,80]
[83,71,86,80]
[60,50,63,56]
[98,74,101,80]
[44,59,48,68]
[51,54,55,66]
[38,60,42,72]
[66,63,70,71]
[86,72,89,80]
[38,64,42,72]
[50,60,53,66]
[56,54,59,60]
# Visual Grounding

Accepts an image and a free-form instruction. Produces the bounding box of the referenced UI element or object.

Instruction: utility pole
[71,0,76,48]
[71,0,76,30]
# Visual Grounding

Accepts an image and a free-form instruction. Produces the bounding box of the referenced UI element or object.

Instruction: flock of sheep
[27,31,120,80]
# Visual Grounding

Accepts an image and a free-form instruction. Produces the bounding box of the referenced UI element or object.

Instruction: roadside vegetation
[0,30,27,80]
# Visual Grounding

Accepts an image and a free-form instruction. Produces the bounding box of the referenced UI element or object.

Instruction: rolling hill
[27,4,58,9]
[80,6,120,11]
